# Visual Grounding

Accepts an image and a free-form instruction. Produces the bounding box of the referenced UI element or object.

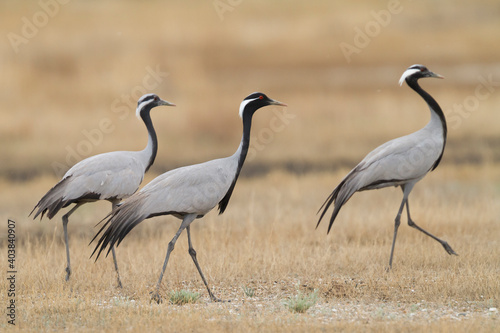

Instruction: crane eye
[154,96,159,101]
[259,95,264,100]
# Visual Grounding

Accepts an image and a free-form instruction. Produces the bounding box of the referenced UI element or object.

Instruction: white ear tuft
[136,93,156,118]
[239,98,256,118]
[136,101,147,119]
[399,68,420,86]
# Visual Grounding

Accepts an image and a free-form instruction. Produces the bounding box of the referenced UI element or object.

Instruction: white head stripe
[139,93,156,100]
[239,97,258,118]
[136,98,155,118]
[135,94,156,119]
[399,68,420,86]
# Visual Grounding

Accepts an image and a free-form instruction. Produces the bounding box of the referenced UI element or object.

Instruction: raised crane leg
[388,184,458,271]
[187,225,221,302]
[405,199,458,256]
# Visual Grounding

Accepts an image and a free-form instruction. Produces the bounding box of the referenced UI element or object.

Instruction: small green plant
[111,296,134,307]
[242,286,255,298]
[169,289,200,305]
[284,289,318,313]
[410,303,419,313]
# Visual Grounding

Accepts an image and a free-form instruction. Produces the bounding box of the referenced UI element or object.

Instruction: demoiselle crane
[317,65,457,269]
[31,94,175,286]
[91,92,287,303]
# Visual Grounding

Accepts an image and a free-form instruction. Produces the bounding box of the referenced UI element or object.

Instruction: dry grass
[1,0,500,331]
[2,166,500,331]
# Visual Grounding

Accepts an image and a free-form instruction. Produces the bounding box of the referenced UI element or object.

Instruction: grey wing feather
[138,156,237,216]
[92,156,238,258]
[91,194,149,259]
[30,176,74,219]
[318,129,443,233]
[31,151,146,220]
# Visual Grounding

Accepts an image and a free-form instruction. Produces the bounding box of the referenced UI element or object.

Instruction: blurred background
[1,4,499,327]
[1,0,500,212]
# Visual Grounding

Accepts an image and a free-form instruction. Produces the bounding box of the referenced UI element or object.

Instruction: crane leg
[388,184,416,270]
[151,214,196,304]
[110,202,123,288]
[405,200,458,256]
[61,203,83,281]
[111,247,123,288]
[388,196,406,271]
[187,225,222,302]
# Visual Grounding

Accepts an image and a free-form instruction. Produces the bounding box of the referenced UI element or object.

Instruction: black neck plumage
[140,107,158,173]
[218,109,254,214]
[407,78,447,170]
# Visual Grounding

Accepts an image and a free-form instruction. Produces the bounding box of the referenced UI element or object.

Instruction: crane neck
[217,109,254,214]
[407,78,447,170]
[140,108,158,173]
[234,111,253,177]
[407,79,447,134]
[241,112,253,157]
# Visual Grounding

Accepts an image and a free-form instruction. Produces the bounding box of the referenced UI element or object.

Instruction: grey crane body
[38,151,148,217]
[92,92,286,303]
[318,65,456,269]
[338,110,444,195]
[31,94,175,284]
[122,153,238,218]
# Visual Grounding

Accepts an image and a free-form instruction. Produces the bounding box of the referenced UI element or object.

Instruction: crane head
[239,92,287,118]
[399,64,444,86]
[136,94,175,119]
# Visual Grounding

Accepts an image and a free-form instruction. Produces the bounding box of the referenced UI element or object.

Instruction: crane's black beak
[160,99,176,107]
[268,98,287,107]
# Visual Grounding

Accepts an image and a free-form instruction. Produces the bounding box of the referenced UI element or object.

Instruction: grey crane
[30,94,175,286]
[91,92,287,303]
[317,65,457,269]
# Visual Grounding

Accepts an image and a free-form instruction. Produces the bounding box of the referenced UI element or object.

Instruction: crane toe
[150,291,162,304]
[209,294,225,303]
[442,242,458,256]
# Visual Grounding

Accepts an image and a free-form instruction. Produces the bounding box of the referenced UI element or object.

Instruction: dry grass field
[1,0,500,331]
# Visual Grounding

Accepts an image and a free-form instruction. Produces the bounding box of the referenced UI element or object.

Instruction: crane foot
[150,291,162,304]
[442,241,458,256]
[65,267,71,281]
